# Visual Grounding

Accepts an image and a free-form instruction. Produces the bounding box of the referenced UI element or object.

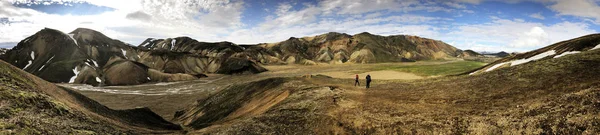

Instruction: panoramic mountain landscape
[2,0,600,134]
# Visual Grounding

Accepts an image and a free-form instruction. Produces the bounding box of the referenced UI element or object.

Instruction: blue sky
[1,0,600,52]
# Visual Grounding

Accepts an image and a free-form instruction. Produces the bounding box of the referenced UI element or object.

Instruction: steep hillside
[469,33,600,74]
[174,77,344,134]
[0,60,181,134]
[253,32,462,64]
[1,28,267,86]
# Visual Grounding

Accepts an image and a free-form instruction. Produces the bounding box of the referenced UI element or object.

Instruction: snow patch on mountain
[69,66,80,83]
[38,64,45,71]
[554,51,580,58]
[30,51,35,60]
[592,44,600,50]
[24,60,32,69]
[121,49,127,56]
[486,62,508,72]
[91,59,98,67]
[171,39,176,50]
[68,34,78,46]
[511,50,556,66]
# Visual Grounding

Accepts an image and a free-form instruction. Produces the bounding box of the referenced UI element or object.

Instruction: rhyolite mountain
[137,37,267,74]
[0,28,266,86]
[249,32,464,64]
[481,51,513,58]
[458,49,483,57]
[468,33,600,75]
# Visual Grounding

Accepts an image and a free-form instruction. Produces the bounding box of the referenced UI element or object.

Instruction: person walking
[366,74,372,88]
[354,74,360,86]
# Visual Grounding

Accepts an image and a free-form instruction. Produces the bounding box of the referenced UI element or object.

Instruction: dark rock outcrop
[216,57,268,74]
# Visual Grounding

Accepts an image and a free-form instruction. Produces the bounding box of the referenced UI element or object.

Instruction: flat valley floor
[62,61,461,119]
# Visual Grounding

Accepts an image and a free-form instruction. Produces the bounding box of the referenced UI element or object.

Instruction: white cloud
[452,0,482,4]
[529,12,545,19]
[1,0,245,45]
[276,3,292,16]
[444,2,467,9]
[226,13,447,44]
[318,0,453,15]
[547,0,600,23]
[1,0,598,55]
[125,11,151,21]
[445,17,596,52]
[0,1,38,17]
[510,26,548,48]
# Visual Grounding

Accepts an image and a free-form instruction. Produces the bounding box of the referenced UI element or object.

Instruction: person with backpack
[366,74,372,88]
[354,74,360,86]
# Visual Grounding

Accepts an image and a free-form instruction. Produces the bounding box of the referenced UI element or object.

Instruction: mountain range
[0,28,474,86]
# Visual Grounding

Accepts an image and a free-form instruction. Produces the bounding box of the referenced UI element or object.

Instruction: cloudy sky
[1,0,599,52]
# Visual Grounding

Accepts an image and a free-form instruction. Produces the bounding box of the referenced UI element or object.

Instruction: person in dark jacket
[354,74,360,86]
[366,74,371,88]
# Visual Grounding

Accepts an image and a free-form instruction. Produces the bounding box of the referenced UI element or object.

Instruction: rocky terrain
[469,34,600,74]
[0,60,181,134]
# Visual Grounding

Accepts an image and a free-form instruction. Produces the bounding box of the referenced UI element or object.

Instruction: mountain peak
[355,32,372,36]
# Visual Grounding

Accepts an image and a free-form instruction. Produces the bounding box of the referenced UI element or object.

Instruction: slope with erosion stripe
[137,37,267,75]
[174,77,344,134]
[0,60,182,134]
[469,33,600,75]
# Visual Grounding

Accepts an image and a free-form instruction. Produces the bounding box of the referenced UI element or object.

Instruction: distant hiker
[366,74,372,88]
[354,74,360,86]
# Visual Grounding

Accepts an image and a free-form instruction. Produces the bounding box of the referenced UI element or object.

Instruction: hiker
[366,74,372,88]
[354,74,360,86]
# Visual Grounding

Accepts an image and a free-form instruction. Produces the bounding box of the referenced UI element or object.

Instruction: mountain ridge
[1,27,472,86]
[0,28,267,86]
[468,33,600,75]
